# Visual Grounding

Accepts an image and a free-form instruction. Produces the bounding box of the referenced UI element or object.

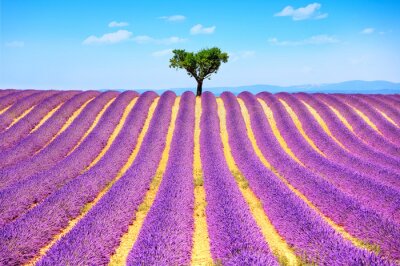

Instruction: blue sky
[1,0,399,90]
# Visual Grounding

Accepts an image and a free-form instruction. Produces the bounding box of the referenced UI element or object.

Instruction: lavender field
[0,89,400,265]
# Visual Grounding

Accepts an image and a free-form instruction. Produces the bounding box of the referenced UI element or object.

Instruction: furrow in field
[0,104,12,115]
[375,95,400,113]
[239,94,372,249]
[300,99,349,151]
[30,104,63,132]
[108,96,177,266]
[0,90,38,116]
[225,92,390,264]
[377,109,398,127]
[335,94,400,146]
[278,98,325,156]
[259,92,400,226]
[239,91,400,262]
[217,96,299,265]
[0,89,15,98]
[35,92,175,265]
[190,97,212,266]
[369,95,400,126]
[361,95,399,127]
[316,93,400,158]
[0,91,98,170]
[0,92,137,228]
[66,95,116,157]
[125,93,195,265]
[0,90,58,133]
[20,92,159,266]
[353,105,382,132]
[295,93,400,173]
[0,92,117,190]
[277,93,400,191]
[0,91,78,151]
[83,94,141,171]
[5,105,36,129]
[198,92,277,265]
[258,100,302,165]
[33,93,96,155]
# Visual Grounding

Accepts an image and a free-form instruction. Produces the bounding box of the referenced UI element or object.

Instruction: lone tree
[169,47,229,96]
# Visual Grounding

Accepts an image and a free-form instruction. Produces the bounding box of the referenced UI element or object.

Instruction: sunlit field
[0,89,399,265]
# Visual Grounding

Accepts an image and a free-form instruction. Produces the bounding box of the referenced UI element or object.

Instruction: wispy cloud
[133,35,154,44]
[229,51,255,62]
[190,24,216,35]
[133,35,187,44]
[159,15,186,22]
[152,49,173,57]
[161,36,187,44]
[275,3,328,21]
[108,21,129,27]
[361,28,375,34]
[83,30,132,45]
[5,41,24,48]
[268,35,339,46]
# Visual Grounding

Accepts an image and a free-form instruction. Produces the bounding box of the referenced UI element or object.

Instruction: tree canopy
[169,47,228,96]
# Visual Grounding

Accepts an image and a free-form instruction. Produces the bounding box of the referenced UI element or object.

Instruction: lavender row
[360,95,400,126]
[0,91,118,190]
[37,92,174,266]
[239,92,400,261]
[295,93,400,173]
[0,91,137,228]
[127,92,195,265]
[0,93,155,265]
[199,92,277,265]
[0,90,58,132]
[259,92,400,225]
[0,89,16,98]
[0,90,37,112]
[335,94,400,146]
[315,93,400,158]
[222,92,386,264]
[382,95,400,112]
[0,91,99,170]
[0,91,79,150]
[277,93,400,191]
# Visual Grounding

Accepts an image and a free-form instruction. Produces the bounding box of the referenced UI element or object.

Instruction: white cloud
[361,28,375,34]
[83,30,132,45]
[268,35,339,46]
[5,41,24,48]
[152,49,173,57]
[190,24,216,35]
[108,21,129,28]
[229,51,256,62]
[133,35,186,45]
[275,3,328,21]
[133,35,154,44]
[159,15,186,22]
[160,36,187,44]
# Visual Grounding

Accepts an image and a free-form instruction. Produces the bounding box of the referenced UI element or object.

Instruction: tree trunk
[196,80,203,97]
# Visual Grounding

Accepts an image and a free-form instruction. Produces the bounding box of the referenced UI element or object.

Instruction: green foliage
[169,47,228,81]
[169,47,229,95]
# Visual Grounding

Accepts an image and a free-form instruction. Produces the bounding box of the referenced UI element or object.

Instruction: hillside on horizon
[131,80,400,95]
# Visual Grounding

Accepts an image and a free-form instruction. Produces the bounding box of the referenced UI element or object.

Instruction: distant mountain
[133,80,400,95]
